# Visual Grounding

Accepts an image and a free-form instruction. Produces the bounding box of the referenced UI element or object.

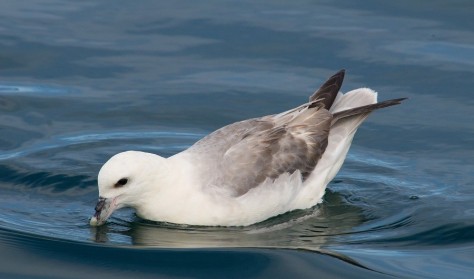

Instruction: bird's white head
[90,150,166,226]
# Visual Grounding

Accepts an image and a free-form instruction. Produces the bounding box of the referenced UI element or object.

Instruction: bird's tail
[332,97,406,125]
[308,88,405,187]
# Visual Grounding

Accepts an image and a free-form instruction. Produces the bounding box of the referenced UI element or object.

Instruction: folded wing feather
[185,70,405,197]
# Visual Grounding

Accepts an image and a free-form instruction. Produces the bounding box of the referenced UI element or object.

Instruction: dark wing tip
[309,69,346,109]
[393,97,408,103]
[332,97,407,123]
[377,97,408,107]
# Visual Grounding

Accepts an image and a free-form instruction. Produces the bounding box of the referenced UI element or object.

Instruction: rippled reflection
[0,131,377,249]
[88,188,365,249]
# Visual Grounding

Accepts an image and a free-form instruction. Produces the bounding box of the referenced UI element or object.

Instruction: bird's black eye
[115,178,128,188]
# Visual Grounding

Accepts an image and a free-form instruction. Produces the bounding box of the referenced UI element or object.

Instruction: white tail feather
[330,88,378,113]
[304,88,378,196]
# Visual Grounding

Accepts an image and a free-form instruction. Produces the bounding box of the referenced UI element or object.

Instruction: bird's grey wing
[187,117,274,159]
[188,105,332,196]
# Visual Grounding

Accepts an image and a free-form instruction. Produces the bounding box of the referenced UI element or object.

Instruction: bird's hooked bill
[90,197,117,226]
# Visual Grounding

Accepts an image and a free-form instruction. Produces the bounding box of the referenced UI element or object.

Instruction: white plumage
[90,70,404,226]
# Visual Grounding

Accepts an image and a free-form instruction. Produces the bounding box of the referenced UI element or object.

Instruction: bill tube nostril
[94,197,106,213]
[90,197,107,226]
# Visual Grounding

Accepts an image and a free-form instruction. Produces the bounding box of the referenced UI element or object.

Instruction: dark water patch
[137,19,345,69]
[0,127,42,150]
[335,245,474,279]
[0,164,94,193]
[334,0,474,31]
[0,227,391,279]
[349,223,474,248]
[0,35,132,79]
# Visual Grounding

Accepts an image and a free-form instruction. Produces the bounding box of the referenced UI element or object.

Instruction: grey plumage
[186,70,405,197]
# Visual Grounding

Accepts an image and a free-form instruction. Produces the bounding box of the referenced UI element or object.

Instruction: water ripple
[0,84,73,96]
[0,130,205,160]
[0,127,470,274]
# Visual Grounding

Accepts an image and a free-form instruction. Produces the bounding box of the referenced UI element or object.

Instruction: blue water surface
[1,1,474,278]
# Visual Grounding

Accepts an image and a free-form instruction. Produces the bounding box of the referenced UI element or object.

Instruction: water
[1,1,473,278]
